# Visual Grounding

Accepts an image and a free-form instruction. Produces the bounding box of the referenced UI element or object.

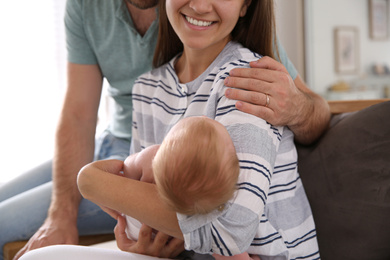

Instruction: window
[0,0,67,183]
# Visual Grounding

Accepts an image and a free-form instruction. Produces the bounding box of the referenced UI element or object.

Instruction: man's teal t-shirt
[65,0,297,141]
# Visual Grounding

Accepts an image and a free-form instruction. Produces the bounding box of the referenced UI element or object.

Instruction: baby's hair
[153,117,240,215]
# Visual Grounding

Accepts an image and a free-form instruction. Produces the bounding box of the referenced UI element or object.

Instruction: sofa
[297,100,390,260]
[4,100,390,260]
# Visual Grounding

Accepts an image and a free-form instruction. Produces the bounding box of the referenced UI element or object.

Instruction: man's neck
[125,2,157,36]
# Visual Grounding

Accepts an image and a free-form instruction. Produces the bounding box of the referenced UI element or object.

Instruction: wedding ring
[265,94,270,107]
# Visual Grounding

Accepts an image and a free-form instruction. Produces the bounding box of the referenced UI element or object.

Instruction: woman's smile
[183,14,214,27]
[167,0,248,52]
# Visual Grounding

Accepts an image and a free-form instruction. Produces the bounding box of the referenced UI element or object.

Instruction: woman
[20,0,320,259]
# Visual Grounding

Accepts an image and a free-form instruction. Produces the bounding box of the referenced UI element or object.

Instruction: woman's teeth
[185,16,213,27]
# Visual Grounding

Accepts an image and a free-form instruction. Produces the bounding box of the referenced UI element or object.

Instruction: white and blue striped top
[130,42,320,259]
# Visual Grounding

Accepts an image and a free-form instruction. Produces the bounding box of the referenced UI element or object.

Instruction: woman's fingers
[114,215,136,251]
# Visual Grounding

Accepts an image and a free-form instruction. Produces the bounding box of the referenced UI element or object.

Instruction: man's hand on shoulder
[224,56,330,144]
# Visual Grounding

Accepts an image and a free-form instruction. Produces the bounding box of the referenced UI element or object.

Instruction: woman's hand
[115,215,185,258]
[224,56,330,144]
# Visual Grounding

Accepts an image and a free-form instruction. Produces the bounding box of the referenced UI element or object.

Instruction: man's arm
[285,74,330,144]
[14,63,103,260]
[224,57,331,145]
[51,62,103,230]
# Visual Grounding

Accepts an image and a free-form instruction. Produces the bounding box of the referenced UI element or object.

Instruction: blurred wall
[275,0,306,80]
[305,0,390,95]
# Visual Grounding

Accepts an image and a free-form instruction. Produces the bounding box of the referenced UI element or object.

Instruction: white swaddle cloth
[125,215,143,240]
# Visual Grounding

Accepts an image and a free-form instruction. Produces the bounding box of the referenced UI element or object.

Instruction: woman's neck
[175,40,230,83]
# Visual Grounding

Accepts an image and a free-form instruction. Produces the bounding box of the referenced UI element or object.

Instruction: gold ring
[265,94,270,107]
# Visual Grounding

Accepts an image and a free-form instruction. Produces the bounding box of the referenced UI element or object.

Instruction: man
[0,0,330,259]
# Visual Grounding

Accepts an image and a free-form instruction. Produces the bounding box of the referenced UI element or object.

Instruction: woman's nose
[188,0,213,14]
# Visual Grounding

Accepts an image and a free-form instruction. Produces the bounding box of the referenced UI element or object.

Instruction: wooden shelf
[328,99,390,114]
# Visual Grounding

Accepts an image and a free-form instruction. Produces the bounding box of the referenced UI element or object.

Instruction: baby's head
[153,116,239,215]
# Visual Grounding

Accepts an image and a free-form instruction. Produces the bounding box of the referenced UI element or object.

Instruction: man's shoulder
[67,0,122,18]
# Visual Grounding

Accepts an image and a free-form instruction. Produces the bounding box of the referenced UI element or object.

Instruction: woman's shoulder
[136,60,175,83]
[228,42,262,59]
[232,43,263,63]
[212,42,262,76]
[133,59,179,97]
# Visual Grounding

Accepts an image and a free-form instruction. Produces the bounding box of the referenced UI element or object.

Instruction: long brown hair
[153,0,277,68]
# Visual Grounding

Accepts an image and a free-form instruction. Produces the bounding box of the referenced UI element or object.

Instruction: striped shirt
[130,42,320,259]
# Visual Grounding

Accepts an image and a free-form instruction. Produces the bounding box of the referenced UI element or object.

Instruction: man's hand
[13,217,78,260]
[225,56,330,144]
[115,215,184,258]
[224,56,306,127]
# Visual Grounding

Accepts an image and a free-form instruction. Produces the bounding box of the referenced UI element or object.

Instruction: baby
[122,116,252,259]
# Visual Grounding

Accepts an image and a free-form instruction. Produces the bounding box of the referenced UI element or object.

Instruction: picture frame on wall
[369,0,389,40]
[334,27,359,74]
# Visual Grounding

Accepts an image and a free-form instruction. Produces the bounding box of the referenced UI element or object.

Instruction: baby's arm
[77,159,182,238]
[123,144,160,183]
[122,145,160,240]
